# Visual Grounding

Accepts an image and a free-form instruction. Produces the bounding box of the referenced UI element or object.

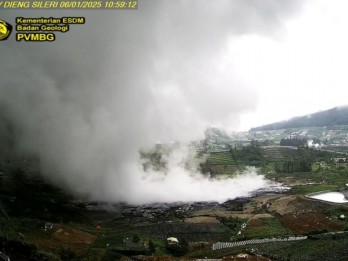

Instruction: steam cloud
[0,1,304,204]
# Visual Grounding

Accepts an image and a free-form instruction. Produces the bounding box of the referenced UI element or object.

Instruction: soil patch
[280,212,341,234]
[29,224,96,253]
[184,216,220,223]
[268,195,334,215]
[248,218,263,228]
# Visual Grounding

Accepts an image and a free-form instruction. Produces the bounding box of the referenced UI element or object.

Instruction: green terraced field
[206,151,235,166]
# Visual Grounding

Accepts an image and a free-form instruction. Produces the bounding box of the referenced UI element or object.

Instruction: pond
[308,192,348,203]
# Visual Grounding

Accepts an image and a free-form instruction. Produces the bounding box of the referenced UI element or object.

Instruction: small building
[44,222,53,230]
[333,157,347,163]
[166,237,179,245]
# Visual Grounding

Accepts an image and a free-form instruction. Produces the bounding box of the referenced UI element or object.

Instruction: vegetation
[280,137,307,147]
[139,145,170,172]
[192,234,348,261]
[165,238,189,257]
[1,120,348,260]
[242,218,293,240]
[230,140,264,166]
[251,106,348,131]
[275,159,311,173]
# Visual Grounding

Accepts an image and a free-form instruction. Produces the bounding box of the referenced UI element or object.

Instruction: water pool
[308,191,348,203]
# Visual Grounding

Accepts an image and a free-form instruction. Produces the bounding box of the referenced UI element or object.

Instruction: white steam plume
[0,1,305,204]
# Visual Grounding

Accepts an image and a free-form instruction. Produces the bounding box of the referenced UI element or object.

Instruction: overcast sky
[3,0,347,133]
[235,0,348,130]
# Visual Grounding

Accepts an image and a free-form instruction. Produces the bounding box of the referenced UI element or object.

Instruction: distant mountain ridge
[250,106,348,131]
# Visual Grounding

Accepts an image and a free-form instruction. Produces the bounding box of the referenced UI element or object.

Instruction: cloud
[0,0,305,204]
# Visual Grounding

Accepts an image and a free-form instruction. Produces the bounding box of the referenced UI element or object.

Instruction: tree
[148,239,155,254]
[132,234,140,243]
[165,238,189,257]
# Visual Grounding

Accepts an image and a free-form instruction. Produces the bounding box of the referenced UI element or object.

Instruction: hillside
[251,106,348,131]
